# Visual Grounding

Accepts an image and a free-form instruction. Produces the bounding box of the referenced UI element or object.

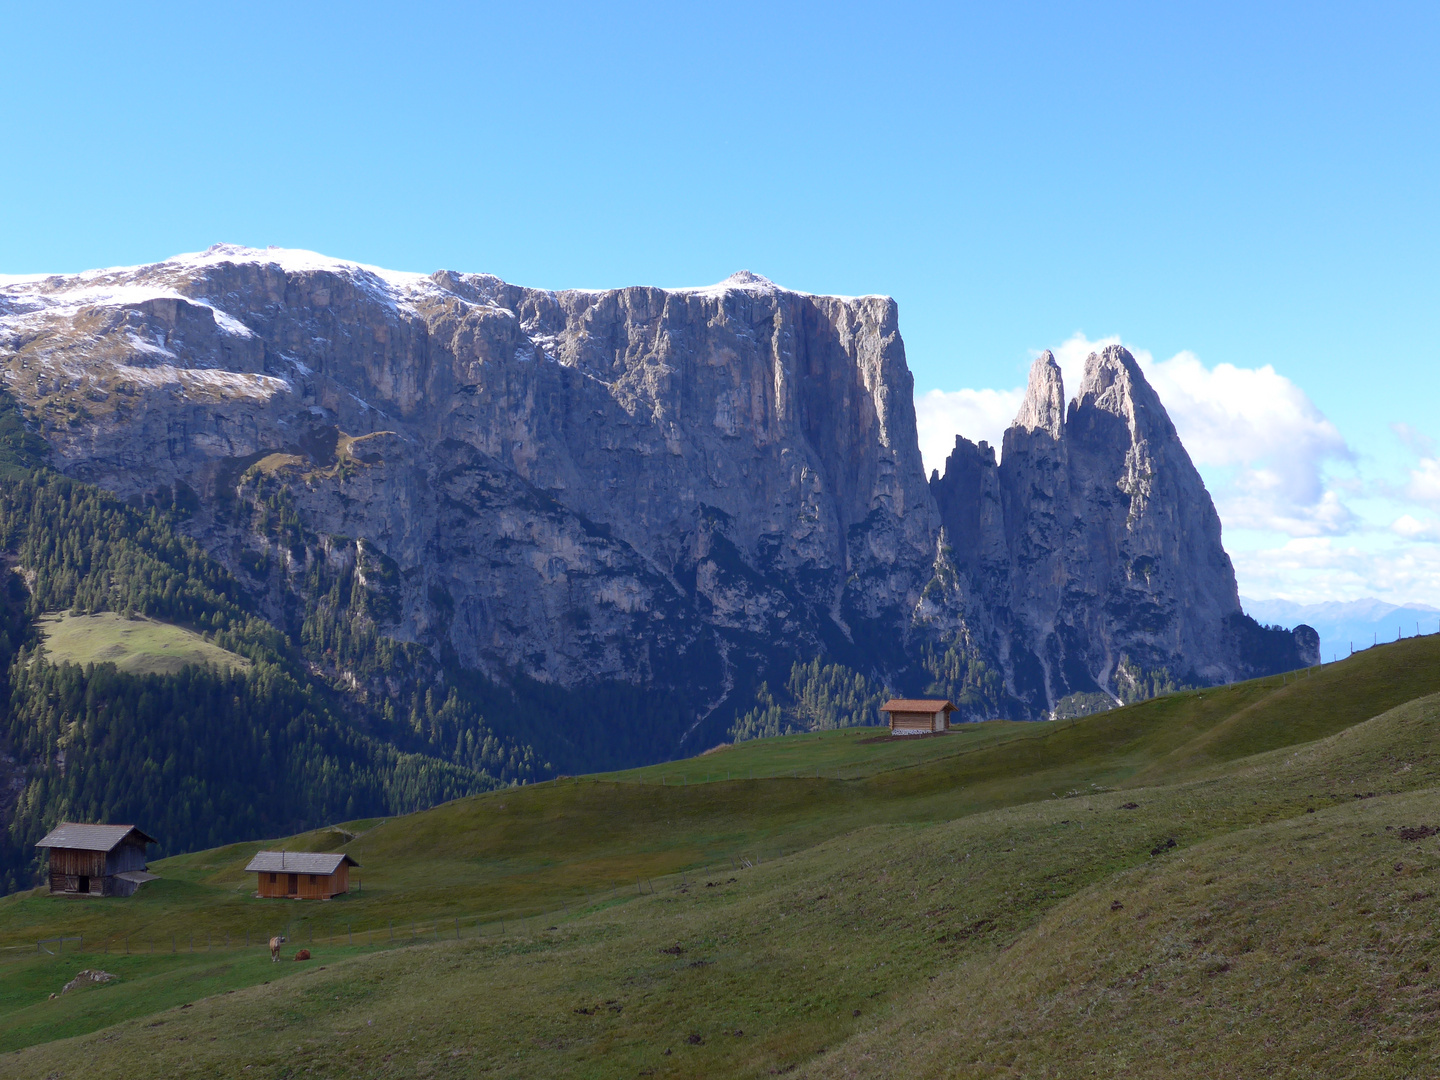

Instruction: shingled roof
[34,823,156,852]
[244,851,359,875]
[879,699,957,713]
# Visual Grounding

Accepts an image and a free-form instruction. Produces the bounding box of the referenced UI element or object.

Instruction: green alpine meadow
[1,634,1438,1076]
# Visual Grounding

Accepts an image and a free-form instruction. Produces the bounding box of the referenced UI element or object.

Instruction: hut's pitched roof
[35,823,156,852]
[244,851,359,874]
[880,699,957,713]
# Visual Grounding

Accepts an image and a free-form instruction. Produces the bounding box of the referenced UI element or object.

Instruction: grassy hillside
[37,611,250,675]
[2,636,1439,1075]
[600,721,1044,782]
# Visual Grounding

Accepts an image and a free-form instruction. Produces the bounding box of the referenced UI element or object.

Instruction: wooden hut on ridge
[880,699,957,735]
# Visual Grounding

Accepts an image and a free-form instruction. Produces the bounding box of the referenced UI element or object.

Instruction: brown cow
[269,935,286,962]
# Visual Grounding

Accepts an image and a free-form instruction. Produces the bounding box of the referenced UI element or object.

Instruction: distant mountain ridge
[1243,596,1440,665]
[0,246,1316,769]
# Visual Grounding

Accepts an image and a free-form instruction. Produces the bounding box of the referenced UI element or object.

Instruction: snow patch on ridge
[165,244,434,293]
[0,278,257,341]
[0,244,437,343]
[113,364,291,400]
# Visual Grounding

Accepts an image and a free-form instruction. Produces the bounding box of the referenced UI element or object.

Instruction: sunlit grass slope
[2,636,1439,1075]
[3,638,1437,954]
[37,611,250,675]
[598,721,1044,782]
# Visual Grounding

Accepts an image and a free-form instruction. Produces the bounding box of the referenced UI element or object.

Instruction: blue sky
[3,2,1437,603]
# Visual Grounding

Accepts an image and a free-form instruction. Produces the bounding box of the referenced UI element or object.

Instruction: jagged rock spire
[1012,351,1066,439]
[1072,345,1167,431]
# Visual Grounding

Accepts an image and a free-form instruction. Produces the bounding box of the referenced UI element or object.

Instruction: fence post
[455,917,459,940]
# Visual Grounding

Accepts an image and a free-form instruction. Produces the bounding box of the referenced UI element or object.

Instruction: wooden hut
[880,698,957,735]
[34,823,157,897]
[245,851,358,900]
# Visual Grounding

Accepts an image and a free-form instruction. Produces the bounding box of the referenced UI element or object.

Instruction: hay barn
[880,698,957,735]
[246,851,358,899]
[34,823,157,897]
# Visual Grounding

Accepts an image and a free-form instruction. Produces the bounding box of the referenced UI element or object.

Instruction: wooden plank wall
[105,841,148,876]
[891,712,935,731]
[48,849,107,877]
[255,869,346,899]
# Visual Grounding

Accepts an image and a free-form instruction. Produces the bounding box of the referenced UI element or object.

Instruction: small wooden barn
[245,851,358,900]
[880,698,957,735]
[34,823,157,897]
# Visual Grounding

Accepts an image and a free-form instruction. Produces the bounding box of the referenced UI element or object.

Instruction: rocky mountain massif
[931,350,1318,717]
[0,246,1316,768]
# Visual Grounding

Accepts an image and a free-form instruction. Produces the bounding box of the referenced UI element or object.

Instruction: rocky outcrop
[0,247,1316,756]
[931,347,1319,714]
[0,248,939,757]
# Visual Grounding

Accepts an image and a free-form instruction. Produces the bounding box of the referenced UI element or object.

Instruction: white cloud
[914,386,1023,477]
[1403,455,1440,508]
[1392,514,1440,541]
[1231,537,1440,608]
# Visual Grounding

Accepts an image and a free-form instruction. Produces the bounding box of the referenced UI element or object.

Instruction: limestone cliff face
[0,247,1315,747]
[932,346,1319,714]
[0,247,937,750]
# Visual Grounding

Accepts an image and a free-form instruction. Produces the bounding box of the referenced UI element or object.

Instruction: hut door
[287,873,298,896]
[78,875,90,893]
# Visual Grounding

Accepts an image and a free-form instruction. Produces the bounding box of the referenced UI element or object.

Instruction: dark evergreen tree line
[729,658,894,742]
[0,391,537,894]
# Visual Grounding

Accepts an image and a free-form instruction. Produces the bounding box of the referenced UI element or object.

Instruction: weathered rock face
[932,347,1319,714]
[0,247,938,755]
[0,247,1315,754]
